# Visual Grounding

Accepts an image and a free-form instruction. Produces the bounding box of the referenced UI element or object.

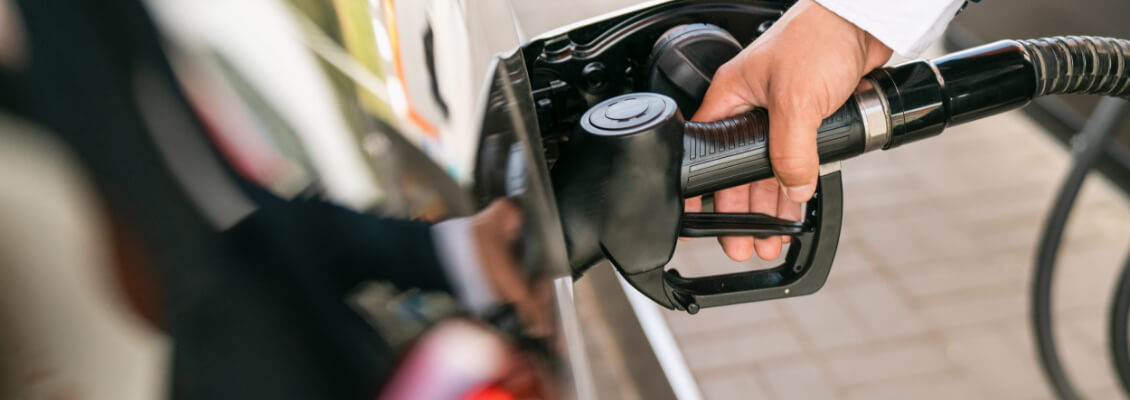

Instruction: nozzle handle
[680,100,868,197]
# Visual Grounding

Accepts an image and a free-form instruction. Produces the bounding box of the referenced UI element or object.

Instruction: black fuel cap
[646,24,742,117]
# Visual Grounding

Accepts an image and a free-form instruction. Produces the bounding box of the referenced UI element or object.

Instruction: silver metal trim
[554,277,598,400]
[852,78,891,153]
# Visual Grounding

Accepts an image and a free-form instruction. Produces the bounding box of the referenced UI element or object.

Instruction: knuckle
[771,94,818,117]
[712,62,736,82]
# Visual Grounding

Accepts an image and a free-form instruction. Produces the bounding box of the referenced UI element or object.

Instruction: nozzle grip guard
[665,170,842,311]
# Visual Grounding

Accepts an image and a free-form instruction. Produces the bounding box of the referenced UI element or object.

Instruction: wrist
[798,0,891,70]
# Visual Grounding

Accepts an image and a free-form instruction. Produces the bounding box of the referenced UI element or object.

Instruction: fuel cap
[583,93,678,136]
[646,24,742,117]
[605,99,649,120]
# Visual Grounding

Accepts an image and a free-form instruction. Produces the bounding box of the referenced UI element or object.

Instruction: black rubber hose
[1032,116,1093,400]
[1019,36,1130,99]
[1110,250,1130,396]
[1032,98,1128,400]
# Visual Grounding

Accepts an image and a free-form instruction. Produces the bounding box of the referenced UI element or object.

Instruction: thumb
[767,105,821,202]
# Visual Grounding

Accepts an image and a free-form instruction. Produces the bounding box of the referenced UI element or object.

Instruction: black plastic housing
[551,94,685,277]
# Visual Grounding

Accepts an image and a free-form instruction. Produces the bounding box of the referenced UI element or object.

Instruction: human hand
[378,319,554,400]
[470,199,551,336]
[685,0,892,261]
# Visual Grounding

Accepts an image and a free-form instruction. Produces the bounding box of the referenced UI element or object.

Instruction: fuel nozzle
[553,91,844,311]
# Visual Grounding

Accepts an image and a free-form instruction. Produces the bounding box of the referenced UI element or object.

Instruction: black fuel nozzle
[552,92,844,311]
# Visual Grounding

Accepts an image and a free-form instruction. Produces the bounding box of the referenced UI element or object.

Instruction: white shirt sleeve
[432,218,499,316]
[814,0,967,58]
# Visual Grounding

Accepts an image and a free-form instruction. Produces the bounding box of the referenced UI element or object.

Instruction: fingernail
[782,236,792,244]
[785,184,815,202]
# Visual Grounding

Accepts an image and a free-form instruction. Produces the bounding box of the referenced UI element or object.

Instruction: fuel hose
[1111,248,1130,397]
[1032,97,1127,400]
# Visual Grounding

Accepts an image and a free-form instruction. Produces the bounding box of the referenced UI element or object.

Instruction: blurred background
[512,0,1130,399]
